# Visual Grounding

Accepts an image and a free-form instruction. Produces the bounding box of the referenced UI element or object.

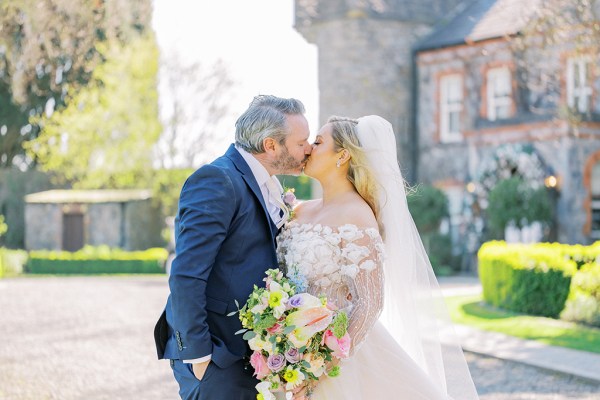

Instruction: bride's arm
[342,232,385,354]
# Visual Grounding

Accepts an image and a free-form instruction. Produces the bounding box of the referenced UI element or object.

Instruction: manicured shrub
[478,241,576,318]
[27,245,168,274]
[561,263,600,327]
[0,248,28,277]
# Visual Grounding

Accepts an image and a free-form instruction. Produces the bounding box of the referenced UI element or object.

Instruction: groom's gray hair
[235,95,306,154]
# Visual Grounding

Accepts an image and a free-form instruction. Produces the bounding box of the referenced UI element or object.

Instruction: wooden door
[63,213,84,251]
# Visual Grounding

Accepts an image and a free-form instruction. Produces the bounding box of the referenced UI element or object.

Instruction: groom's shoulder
[183,158,235,186]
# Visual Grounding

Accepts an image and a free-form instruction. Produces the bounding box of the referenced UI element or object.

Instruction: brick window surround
[562,53,596,114]
[583,150,600,238]
[437,71,465,143]
[480,62,516,121]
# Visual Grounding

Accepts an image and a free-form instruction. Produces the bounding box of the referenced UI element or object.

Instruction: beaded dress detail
[276,221,451,399]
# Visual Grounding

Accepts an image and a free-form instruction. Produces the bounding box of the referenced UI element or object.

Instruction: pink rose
[250,351,270,379]
[283,191,296,206]
[323,329,351,359]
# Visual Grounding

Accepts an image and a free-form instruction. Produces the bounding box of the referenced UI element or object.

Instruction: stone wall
[24,203,62,250]
[124,200,163,250]
[416,37,600,244]
[88,203,123,248]
[297,16,431,178]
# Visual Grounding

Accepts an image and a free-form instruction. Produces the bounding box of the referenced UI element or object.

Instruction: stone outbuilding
[24,189,163,251]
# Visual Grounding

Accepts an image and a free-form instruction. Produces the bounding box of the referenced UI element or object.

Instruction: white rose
[256,381,276,400]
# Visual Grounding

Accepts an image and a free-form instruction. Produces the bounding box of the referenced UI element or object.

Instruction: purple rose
[288,294,304,308]
[267,353,286,373]
[285,347,302,364]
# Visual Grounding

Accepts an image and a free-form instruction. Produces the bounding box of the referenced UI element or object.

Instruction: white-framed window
[567,57,593,113]
[591,162,600,239]
[439,74,463,142]
[486,67,513,121]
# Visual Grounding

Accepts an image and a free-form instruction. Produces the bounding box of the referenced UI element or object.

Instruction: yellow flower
[283,366,305,390]
[269,291,283,308]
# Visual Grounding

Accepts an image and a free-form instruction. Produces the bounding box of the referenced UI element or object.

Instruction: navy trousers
[170,359,259,400]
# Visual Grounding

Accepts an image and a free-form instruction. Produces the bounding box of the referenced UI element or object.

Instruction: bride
[276,116,479,399]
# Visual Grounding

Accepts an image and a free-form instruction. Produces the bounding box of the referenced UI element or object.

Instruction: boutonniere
[282,187,297,221]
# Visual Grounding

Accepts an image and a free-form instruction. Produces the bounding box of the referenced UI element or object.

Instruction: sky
[151,0,319,163]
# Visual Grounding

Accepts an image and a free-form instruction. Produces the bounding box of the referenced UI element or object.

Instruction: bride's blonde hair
[327,116,382,233]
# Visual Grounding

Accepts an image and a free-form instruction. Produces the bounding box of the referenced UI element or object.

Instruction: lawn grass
[445,294,600,354]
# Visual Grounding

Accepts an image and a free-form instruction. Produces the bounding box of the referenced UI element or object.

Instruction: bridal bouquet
[235,268,351,400]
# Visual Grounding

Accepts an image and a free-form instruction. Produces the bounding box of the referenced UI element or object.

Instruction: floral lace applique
[277,222,385,353]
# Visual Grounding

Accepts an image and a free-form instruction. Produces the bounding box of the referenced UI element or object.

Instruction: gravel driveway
[0,276,598,400]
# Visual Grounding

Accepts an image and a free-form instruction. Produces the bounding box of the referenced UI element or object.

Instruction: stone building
[24,189,163,251]
[295,0,600,245]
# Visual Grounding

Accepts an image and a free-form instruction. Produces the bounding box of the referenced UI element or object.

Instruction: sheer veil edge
[356,115,479,400]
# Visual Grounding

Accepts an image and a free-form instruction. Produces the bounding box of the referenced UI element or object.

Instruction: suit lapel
[225,145,279,239]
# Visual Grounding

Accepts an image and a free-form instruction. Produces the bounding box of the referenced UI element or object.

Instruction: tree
[0,0,152,169]
[155,53,235,169]
[487,177,554,239]
[25,33,161,189]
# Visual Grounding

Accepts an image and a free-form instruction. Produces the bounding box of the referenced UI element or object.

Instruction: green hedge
[478,241,576,318]
[27,245,168,274]
[561,262,600,327]
[0,248,28,277]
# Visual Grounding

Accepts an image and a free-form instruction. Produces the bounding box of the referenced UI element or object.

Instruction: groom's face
[271,114,312,175]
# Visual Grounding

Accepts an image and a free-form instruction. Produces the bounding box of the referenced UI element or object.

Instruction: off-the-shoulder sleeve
[338,226,385,354]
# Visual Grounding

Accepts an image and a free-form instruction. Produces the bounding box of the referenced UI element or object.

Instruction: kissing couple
[154,95,479,400]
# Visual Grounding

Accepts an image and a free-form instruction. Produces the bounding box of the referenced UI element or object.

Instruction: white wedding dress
[277,221,451,400]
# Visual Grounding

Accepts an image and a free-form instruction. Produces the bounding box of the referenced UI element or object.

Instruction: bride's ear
[337,149,351,166]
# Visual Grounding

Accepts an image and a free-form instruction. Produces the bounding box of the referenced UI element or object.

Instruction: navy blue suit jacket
[154,145,279,368]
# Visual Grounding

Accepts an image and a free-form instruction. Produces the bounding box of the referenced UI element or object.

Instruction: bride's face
[304,123,339,179]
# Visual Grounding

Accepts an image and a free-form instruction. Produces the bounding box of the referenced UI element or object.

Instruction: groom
[154,95,312,399]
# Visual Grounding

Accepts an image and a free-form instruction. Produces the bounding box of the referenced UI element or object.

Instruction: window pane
[592,163,600,196]
[440,74,463,141]
[592,207,600,232]
[568,57,591,113]
[487,67,512,121]
[496,105,512,119]
[449,111,460,134]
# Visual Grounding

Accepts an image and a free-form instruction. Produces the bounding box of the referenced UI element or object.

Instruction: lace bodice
[276,221,385,352]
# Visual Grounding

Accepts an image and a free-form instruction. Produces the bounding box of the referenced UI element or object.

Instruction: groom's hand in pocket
[192,360,210,381]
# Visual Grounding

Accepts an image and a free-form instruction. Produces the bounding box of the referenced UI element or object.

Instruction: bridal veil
[355,115,479,400]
